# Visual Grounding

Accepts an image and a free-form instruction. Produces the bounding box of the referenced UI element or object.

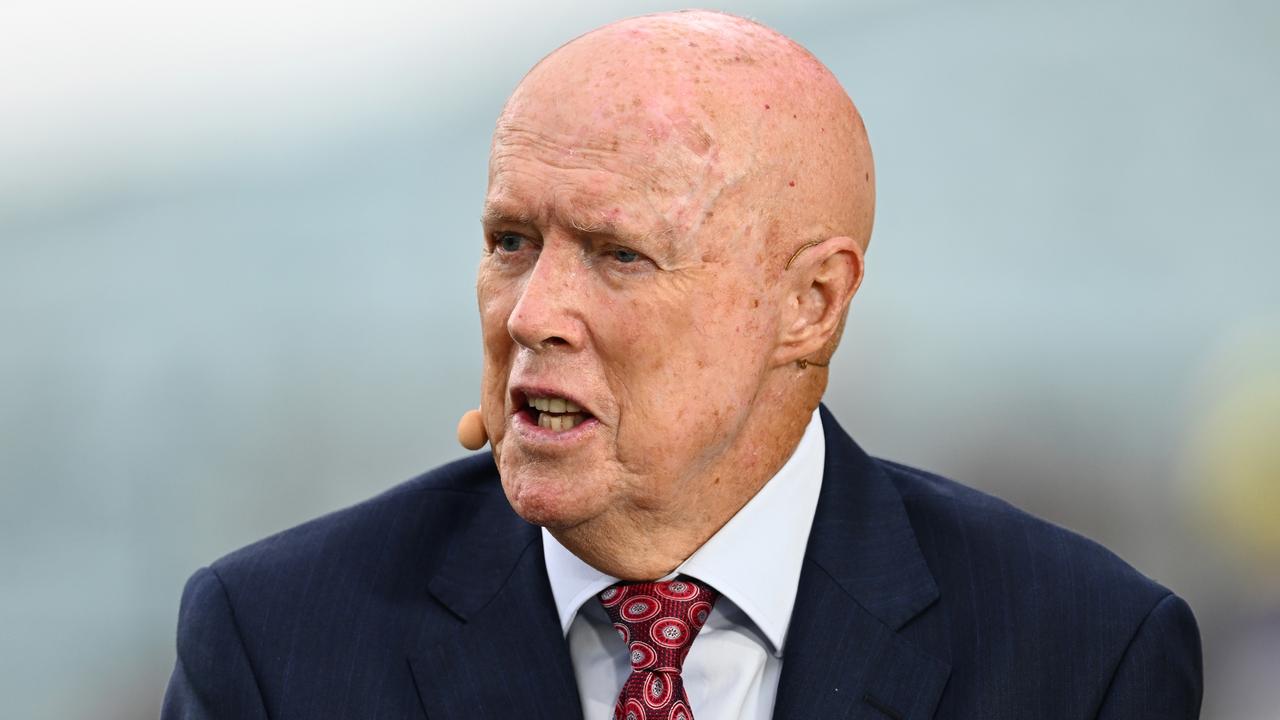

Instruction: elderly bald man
[163,11,1202,720]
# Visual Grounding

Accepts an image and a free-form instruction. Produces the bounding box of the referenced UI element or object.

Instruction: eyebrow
[479,206,533,227]
[480,203,678,254]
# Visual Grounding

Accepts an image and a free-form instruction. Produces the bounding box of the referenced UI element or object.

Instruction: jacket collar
[804,404,940,631]
[770,405,950,719]
[412,475,582,719]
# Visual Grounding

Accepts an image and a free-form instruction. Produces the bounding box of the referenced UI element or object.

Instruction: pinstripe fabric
[162,405,1202,719]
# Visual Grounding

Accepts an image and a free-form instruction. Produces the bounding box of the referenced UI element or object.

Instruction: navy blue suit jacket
[163,407,1202,718]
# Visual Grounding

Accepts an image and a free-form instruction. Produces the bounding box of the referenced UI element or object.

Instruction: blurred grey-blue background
[2,1,1277,718]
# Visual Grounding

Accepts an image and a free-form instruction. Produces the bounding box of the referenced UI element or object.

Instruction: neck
[550,381,820,581]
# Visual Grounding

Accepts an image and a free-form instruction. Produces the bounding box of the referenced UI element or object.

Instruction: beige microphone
[456,408,489,450]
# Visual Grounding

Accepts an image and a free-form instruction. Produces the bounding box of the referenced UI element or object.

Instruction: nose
[507,242,582,352]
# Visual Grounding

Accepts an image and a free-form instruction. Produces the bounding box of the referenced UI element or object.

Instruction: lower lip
[511,409,601,447]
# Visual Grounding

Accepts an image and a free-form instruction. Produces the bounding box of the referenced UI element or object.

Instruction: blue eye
[496,234,524,252]
[612,248,639,263]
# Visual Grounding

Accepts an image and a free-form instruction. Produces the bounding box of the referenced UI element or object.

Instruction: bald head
[496,10,875,265]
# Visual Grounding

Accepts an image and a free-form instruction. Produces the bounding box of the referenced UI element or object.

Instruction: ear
[773,236,864,367]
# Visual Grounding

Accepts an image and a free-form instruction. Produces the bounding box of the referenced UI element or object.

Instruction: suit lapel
[772,406,951,720]
[409,481,582,720]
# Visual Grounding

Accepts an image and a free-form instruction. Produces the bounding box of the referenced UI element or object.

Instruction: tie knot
[598,576,719,673]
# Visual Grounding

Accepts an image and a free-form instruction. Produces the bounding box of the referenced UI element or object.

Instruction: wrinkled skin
[476,10,873,580]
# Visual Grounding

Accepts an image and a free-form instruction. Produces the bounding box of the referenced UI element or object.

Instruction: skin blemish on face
[679,121,714,156]
[788,180,795,187]
[764,103,771,110]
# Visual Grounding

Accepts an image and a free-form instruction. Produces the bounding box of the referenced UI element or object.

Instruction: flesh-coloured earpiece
[456,409,488,450]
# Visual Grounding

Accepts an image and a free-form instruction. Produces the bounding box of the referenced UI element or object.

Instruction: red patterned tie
[597,576,719,720]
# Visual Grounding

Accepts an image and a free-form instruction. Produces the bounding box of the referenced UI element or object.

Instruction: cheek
[606,278,769,451]
[477,272,510,336]
[477,271,517,435]
[478,271,519,361]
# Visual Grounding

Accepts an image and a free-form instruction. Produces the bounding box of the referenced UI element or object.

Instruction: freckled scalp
[495,9,875,270]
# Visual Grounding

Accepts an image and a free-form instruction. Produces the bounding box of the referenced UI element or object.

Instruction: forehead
[484,115,723,245]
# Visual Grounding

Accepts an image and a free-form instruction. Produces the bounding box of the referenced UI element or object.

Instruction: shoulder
[871,456,1194,672]
[868,458,1202,713]
[166,455,525,715]
[876,457,1171,607]
[203,452,508,608]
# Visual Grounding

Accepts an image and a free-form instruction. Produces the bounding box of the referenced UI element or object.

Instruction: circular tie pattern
[598,576,719,720]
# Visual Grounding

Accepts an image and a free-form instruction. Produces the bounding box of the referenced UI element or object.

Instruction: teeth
[527,395,583,414]
[537,412,585,432]
[526,395,589,432]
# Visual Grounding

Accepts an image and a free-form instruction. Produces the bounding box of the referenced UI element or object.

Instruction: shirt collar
[541,407,826,658]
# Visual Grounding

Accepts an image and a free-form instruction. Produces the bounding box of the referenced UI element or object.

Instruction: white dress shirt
[542,408,827,720]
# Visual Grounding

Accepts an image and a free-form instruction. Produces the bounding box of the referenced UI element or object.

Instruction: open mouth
[521,394,594,432]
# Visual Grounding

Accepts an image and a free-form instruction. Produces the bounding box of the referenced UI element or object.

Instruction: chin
[498,460,605,530]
